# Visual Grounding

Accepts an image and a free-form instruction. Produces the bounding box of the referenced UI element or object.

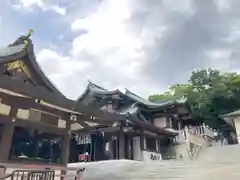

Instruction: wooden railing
[174,125,217,160]
[186,124,216,139]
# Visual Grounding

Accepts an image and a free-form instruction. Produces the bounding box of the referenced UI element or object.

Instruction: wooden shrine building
[0,31,124,169]
[71,82,198,162]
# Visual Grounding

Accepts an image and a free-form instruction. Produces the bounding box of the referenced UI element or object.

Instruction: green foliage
[149,68,240,130]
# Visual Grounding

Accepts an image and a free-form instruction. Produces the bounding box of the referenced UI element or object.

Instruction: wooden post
[178,120,181,130]
[60,120,71,180]
[0,122,14,160]
[118,126,125,159]
[140,129,145,150]
[156,138,159,152]
[0,107,17,161]
[139,129,145,161]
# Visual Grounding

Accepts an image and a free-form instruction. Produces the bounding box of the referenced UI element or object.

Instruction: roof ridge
[88,81,108,91]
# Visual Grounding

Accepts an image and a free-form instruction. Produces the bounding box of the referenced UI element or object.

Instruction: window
[145,137,156,152]
[166,118,172,128]
[10,126,63,164]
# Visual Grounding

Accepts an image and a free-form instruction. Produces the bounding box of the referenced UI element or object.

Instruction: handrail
[0,174,12,180]
[186,124,216,139]
[0,169,56,180]
[0,168,85,179]
[0,165,6,180]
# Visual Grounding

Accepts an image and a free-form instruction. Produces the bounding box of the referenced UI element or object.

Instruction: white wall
[132,136,163,162]
[153,117,167,128]
[233,117,240,143]
[132,136,142,161]
[105,141,114,159]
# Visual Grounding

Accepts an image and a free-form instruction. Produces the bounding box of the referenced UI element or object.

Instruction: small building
[221,110,240,144]
[71,82,201,162]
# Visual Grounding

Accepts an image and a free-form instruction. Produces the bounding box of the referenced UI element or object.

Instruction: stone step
[68,160,240,180]
[68,145,240,180]
[197,144,240,162]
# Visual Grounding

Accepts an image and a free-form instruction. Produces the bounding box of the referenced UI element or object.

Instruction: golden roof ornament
[27,29,34,38]
[24,29,34,47]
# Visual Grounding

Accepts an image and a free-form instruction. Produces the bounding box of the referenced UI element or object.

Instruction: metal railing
[0,164,86,180]
[0,170,55,180]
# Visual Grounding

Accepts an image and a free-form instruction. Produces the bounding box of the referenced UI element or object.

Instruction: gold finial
[24,40,29,46]
[24,29,34,48]
[27,29,34,38]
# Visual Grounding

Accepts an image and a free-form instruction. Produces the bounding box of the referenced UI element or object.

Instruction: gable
[2,59,36,86]
[0,34,64,96]
[7,60,31,77]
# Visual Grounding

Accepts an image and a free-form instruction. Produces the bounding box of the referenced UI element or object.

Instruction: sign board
[142,151,162,162]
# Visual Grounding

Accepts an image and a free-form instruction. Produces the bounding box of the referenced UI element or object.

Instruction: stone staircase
[197,144,240,162]
[68,145,240,180]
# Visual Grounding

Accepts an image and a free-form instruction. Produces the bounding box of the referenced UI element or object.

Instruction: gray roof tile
[0,44,25,57]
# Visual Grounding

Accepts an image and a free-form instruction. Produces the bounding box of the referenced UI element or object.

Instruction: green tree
[149,68,240,130]
[149,84,192,101]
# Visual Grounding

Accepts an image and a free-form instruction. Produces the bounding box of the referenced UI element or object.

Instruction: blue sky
[1,0,240,99]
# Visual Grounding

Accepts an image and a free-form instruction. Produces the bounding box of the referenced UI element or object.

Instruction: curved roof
[0,36,64,97]
[77,81,125,102]
[125,89,187,109]
[77,82,186,109]
[76,82,180,136]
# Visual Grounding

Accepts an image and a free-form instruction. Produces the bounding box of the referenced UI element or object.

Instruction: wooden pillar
[60,120,71,180]
[125,135,132,159]
[0,122,14,160]
[178,120,181,130]
[91,135,95,161]
[140,129,145,150]
[61,120,71,165]
[156,138,159,152]
[139,129,145,161]
[118,127,125,159]
[0,107,17,161]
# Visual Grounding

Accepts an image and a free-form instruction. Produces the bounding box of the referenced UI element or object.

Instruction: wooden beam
[74,119,90,129]
[0,75,125,121]
[96,126,120,132]
[0,92,91,129]
[0,92,117,129]
[0,92,70,119]
[0,114,66,135]
[73,124,118,133]
[129,113,177,136]
[74,114,115,124]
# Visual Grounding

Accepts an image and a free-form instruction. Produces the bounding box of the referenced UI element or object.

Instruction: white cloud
[37,49,90,77]
[10,0,238,100]
[205,49,232,70]
[34,0,165,99]
[15,0,66,15]
[51,5,66,15]
[19,0,44,7]
[217,0,231,12]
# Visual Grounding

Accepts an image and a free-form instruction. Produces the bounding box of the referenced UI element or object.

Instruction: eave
[77,81,125,102]
[125,89,187,110]
[0,75,126,122]
[0,38,64,97]
[221,109,240,118]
